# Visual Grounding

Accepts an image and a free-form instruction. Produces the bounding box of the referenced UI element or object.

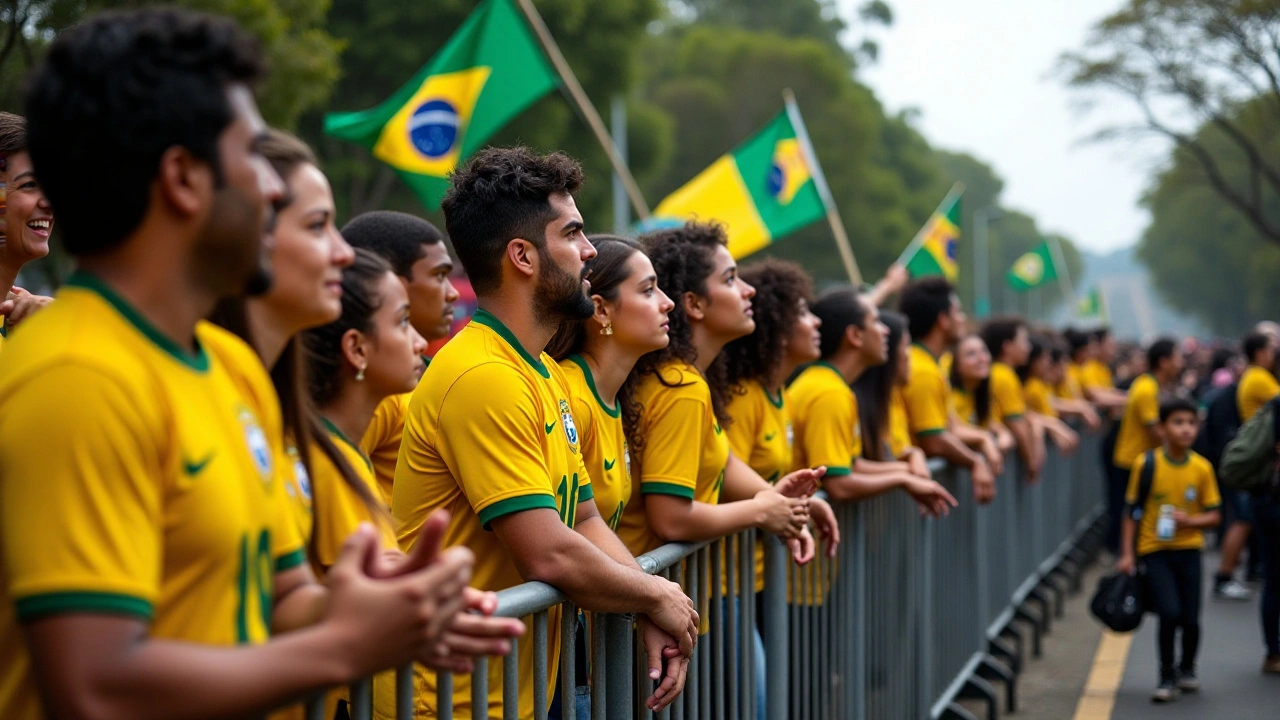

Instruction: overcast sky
[841,0,1162,254]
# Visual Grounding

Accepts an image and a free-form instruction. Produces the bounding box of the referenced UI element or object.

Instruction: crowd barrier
[313,427,1107,720]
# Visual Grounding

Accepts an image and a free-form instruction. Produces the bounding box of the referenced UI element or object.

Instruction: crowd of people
[0,7,1278,720]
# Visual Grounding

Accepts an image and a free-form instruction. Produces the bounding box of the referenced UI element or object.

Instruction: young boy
[1117,397,1221,703]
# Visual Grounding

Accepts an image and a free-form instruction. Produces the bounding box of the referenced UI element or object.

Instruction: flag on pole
[650,108,826,259]
[1006,238,1059,292]
[323,0,559,209]
[904,191,962,281]
[1077,287,1107,321]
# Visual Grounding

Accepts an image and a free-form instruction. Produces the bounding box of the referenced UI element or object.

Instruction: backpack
[1219,396,1280,493]
[1193,382,1241,468]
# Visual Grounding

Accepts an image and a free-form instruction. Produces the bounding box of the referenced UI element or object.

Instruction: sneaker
[1214,579,1254,601]
[1264,655,1280,674]
[1177,670,1200,693]
[1152,680,1180,703]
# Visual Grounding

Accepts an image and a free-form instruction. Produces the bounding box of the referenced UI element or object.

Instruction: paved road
[1112,551,1279,718]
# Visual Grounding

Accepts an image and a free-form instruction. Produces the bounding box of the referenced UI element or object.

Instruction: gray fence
[311,428,1106,720]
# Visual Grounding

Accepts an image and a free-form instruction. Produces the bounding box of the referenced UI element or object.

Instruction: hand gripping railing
[307,425,1108,720]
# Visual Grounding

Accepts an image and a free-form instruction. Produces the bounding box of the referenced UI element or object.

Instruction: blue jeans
[1253,494,1280,656]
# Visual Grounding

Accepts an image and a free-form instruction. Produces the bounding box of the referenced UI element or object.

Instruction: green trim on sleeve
[822,467,852,477]
[641,482,696,499]
[577,483,594,502]
[478,494,558,530]
[1203,504,1222,512]
[1002,413,1024,421]
[16,591,153,623]
[274,549,306,572]
[916,428,946,437]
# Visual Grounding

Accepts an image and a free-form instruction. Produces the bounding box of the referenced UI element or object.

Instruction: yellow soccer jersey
[788,362,859,479]
[1238,365,1280,421]
[559,355,632,532]
[1024,377,1057,418]
[903,344,951,438]
[306,419,396,571]
[361,391,410,506]
[725,379,793,592]
[951,386,982,428]
[1114,373,1161,469]
[887,389,912,458]
[1055,372,1083,400]
[1126,450,1221,557]
[0,276,303,720]
[390,310,589,720]
[990,362,1027,421]
[616,361,730,557]
[1082,359,1114,390]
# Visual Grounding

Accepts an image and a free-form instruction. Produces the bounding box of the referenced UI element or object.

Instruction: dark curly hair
[441,146,583,295]
[342,211,443,280]
[721,258,814,393]
[25,7,265,255]
[950,334,992,427]
[853,310,907,461]
[547,235,648,454]
[304,249,393,407]
[632,221,734,433]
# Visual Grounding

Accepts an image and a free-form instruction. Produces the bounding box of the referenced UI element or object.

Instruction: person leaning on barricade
[390,146,699,720]
[0,9,479,719]
[981,316,1046,482]
[897,277,997,503]
[0,112,54,336]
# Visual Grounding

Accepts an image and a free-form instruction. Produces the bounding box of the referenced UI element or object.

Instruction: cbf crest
[238,407,274,486]
[559,398,580,454]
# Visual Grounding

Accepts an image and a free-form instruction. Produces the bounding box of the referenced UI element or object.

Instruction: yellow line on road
[1072,630,1134,720]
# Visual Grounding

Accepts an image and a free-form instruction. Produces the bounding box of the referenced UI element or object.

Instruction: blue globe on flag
[409,99,461,159]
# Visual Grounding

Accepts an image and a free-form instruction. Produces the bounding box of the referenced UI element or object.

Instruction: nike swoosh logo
[604,458,617,471]
[183,453,215,476]
[545,421,556,434]
[764,432,777,442]
[714,424,723,435]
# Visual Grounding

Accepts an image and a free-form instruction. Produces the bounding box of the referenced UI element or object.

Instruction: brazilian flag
[324,0,559,209]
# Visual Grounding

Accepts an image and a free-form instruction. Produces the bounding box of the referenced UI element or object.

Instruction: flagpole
[514,0,651,221]
[895,181,965,267]
[783,89,862,286]
[1046,235,1075,308]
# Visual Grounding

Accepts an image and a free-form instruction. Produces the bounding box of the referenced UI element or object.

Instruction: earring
[355,365,366,382]
[600,322,614,336]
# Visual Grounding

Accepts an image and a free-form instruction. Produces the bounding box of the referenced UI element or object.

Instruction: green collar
[1162,448,1190,466]
[321,416,373,472]
[66,271,209,372]
[470,309,549,379]
[568,354,619,418]
[912,341,941,363]
[763,382,785,409]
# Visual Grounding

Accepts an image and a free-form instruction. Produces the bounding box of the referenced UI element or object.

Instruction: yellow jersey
[616,361,729,556]
[1024,377,1057,418]
[990,362,1027,421]
[725,379,793,593]
[951,385,985,428]
[1114,374,1161,469]
[788,362,859,477]
[1126,450,1221,557]
[1054,372,1083,400]
[559,355,632,533]
[0,276,303,720]
[1238,365,1280,422]
[903,344,951,438]
[1081,359,1114,390]
[305,420,396,571]
[389,310,590,720]
[887,389,912,458]
[361,391,410,506]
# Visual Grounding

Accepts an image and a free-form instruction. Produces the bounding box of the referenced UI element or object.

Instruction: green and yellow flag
[1006,239,1058,292]
[1077,287,1107,321]
[323,0,559,209]
[651,108,826,259]
[904,188,962,281]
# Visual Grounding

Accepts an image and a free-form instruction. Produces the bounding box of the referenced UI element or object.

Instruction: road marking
[1071,630,1134,720]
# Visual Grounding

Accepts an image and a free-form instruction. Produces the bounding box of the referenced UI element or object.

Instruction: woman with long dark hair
[851,310,933,473]
[950,333,1015,455]
[1018,334,1081,453]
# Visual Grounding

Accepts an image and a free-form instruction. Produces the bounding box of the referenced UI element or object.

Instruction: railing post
[763,533,789,720]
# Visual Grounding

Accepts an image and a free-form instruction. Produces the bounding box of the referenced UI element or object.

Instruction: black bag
[1089,450,1156,632]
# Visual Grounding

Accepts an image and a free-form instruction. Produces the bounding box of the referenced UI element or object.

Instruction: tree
[1059,0,1280,245]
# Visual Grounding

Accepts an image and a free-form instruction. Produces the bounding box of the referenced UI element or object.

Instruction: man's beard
[192,186,273,298]
[533,247,593,326]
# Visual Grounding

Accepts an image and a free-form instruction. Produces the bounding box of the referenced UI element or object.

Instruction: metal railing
[308,427,1106,720]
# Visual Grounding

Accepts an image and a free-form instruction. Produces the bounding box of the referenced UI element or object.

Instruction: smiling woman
[0,112,54,337]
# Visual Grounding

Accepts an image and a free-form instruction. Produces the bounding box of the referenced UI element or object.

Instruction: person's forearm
[648,496,772,543]
[1183,511,1222,530]
[918,431,982,469]
[577,514,643,570]
[720,454,771,502]
[1052,398,1093,417]
[514,525,663,615]
[1086,388,1127,409]
[822,472,908,503]
[1008,418,1038,469]
[272,584,329,634]
[953,422,991,451]
[854,457,910,475]
[1120,515,1137,557]
[27,620,354,720]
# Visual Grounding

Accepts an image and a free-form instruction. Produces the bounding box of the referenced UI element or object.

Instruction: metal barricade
[311,427,1108,720]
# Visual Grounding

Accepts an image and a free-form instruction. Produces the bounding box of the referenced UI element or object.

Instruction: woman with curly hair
[546,235,675,544]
